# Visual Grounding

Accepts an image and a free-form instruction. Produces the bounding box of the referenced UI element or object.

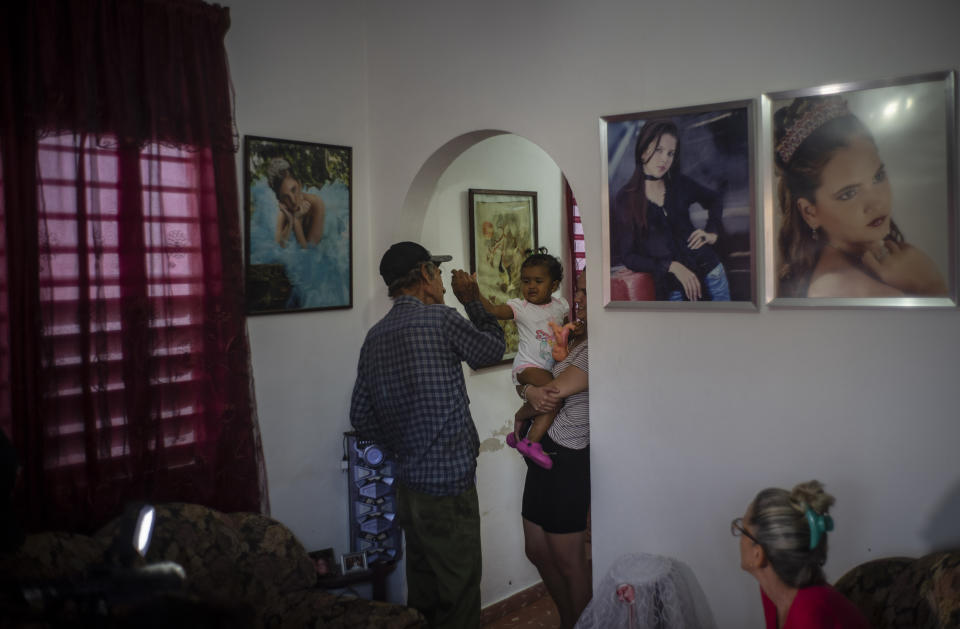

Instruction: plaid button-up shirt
[350,295,505,496]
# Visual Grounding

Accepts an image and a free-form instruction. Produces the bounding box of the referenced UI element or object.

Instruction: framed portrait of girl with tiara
[763,70,957,308]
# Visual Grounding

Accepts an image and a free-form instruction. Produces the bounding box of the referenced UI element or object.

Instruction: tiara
[776,97,850,165]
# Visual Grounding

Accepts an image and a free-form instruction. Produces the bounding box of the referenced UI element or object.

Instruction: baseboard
[480,582,548,625]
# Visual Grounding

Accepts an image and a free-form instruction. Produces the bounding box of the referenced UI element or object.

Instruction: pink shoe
[517,439,553,470]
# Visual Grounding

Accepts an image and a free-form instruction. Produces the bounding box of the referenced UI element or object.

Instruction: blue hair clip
[805,507,834,550]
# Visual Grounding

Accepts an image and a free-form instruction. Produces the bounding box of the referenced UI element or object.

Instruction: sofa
[834,550,960,628]
[0,502,427,628]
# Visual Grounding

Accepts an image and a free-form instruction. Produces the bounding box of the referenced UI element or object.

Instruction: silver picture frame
[762,70,958,308]
[600,98,758,310]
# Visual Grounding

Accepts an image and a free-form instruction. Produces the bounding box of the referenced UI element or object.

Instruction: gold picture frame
[468,188,538,363]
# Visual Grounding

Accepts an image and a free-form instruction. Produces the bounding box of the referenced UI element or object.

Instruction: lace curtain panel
[0,0,267,533]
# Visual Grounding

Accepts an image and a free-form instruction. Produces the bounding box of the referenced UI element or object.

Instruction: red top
[761,585,871,629]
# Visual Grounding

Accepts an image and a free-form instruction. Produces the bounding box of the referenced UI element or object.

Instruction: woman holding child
[516,269,591,629]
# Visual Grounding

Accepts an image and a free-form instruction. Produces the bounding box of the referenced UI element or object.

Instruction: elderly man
[350,241,504,629]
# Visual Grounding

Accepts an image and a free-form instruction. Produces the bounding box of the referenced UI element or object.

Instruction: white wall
[226,0,370,557]
[228,0,960,625]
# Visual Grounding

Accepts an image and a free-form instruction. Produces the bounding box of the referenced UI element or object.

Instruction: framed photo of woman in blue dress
[764,71,957,308]
[600,99,757,310]
[243,136,353,315]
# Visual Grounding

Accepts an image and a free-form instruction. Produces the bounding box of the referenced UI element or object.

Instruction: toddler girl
[477,249,568,468]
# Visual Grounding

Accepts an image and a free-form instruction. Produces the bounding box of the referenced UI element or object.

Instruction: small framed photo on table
[340,551,368,574]
[308,548,336,577]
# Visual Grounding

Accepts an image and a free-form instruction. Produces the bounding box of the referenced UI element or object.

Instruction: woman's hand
[293,197,311,220]
[861,240,948,296]
[668,261,702,301]
[276,206,294,247]
[525,384,561,414]
[687,229,718,250]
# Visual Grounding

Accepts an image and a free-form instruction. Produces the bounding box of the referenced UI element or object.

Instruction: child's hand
[548,321,577,361]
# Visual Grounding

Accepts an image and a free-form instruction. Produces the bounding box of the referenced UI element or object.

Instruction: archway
[402,130,588,609]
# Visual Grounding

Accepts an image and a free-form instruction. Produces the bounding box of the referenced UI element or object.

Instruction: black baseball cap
[379,241,452,286]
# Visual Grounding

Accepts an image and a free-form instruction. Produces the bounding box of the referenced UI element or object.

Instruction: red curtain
[0,0,267,533]
[565,178,585,305]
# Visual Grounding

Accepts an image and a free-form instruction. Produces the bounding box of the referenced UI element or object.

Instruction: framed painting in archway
[468,188,538,363]
[600,99,758,310]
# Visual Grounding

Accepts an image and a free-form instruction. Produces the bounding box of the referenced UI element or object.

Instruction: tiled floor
[481,593,561,629]
[481,531,589,629]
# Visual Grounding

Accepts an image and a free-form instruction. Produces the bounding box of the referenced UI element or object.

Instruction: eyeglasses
[731,517,761,545]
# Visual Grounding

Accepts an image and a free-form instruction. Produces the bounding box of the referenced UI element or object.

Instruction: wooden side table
[316,561,396,601]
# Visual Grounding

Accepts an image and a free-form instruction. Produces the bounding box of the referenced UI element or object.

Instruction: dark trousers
[397,483,482,629]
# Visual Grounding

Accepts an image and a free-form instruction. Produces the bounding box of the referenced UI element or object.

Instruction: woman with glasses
[733,480,869,628]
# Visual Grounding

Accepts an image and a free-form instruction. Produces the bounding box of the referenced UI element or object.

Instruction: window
[571,198,586,276]
[36,134,212,475]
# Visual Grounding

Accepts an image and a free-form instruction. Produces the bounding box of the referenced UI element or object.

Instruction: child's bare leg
[524,408,558,443]
[516,367,555,442]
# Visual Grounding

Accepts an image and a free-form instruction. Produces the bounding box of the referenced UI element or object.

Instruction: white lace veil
[575,553,717,629]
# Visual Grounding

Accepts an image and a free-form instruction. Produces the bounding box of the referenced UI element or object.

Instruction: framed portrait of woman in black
[600,99,758,310]
[763,71,957,308]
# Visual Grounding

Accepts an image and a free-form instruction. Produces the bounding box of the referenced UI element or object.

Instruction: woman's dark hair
[774,97,903,296]
[749,480,835,589]
[521,247,563,283]
[266,157,299,195]
[619,119,680,234]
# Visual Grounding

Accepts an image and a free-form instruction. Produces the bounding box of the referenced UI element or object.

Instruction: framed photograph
[763,71,957,307]
[340,551,368,574]
[468,188,538,363]
[243,135,353,315]
[308,547,336,577]
[600,99,757,310]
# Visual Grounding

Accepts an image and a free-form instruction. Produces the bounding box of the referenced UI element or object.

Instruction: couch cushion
[835,556,912,627]
[268,588,427,629]
[927,551,960,628]
[96,503,249,604]
[836,552,960,629]
[883,551,960,629]
[0,531,108,580]
[225,511,316,593]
